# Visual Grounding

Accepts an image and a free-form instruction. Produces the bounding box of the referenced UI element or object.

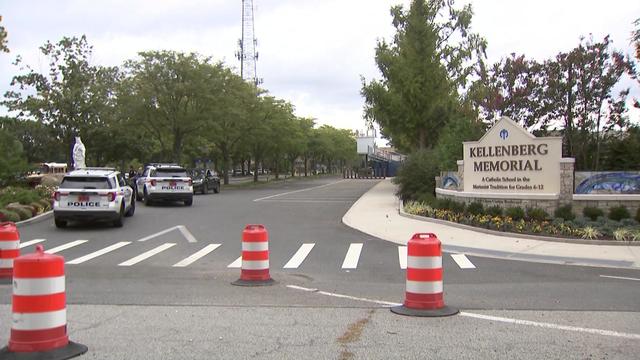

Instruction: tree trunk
[304,155,308,177]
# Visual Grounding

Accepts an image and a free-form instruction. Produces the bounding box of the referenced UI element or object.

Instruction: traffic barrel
[0,245,88,359]
[232,224,275,286]
[0,222,20,285]
[391,233,459,317]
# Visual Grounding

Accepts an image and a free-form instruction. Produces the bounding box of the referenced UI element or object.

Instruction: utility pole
[236,0,262,86]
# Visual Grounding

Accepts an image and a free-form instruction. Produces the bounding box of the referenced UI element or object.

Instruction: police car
[53,168,135,228]
[135,164,193,206]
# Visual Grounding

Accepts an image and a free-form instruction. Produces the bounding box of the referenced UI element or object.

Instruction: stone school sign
[463,117,562,194]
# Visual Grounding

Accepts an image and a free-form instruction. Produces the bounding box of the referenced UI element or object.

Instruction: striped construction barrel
[0,222,20,282]
[391,233,459,317]
[232,224,275,286]
[1,244,88,358]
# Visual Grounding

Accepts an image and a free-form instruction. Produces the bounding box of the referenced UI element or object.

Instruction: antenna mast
[236,0,262,86]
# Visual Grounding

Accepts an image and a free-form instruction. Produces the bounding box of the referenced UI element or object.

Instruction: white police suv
[135,164,193,206]
[53,168,135,228]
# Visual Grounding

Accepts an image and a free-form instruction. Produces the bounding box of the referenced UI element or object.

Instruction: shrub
[450,201,465,213]
[0,209,20,222]
[583,207,604,221]
[580,226,602,240]
[608,206,630,222]
[613,228,632,241]
[394,149,440,202]
[467,202,484,216]
[12,207,33,221]
[505,207,525,221]
[486,206,503,217]
[38,199,51,211]
[29,202,44,214]
[554,205,575,221]
[526,208,549,222]
[0,186,40,207]
[636,208,640,223]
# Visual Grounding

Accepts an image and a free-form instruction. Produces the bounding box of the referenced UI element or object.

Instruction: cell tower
[236,0,262,86]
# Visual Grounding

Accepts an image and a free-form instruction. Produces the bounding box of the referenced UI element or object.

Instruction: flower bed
[404,200,640,242]
[0,185,55,222]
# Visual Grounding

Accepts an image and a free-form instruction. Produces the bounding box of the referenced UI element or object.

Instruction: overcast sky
[1,0,639,135]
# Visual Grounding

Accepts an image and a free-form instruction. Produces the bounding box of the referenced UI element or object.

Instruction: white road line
[451,254,476,269]
[173,244,221,267]
[118,243,176,266]
[283,243,315,269]
[286,285,640,340]
[600,275,640,282]
[341,243,363,269]
[45,240,88,254]
[398,246,407,269]
[257,200,353,203]
[177,225,198,243]
[286,285,400,306]
[253,180,346,202]
[20,239,46,248]
[67,242,131,265]
[228,256,242,268]
[458,312,640,340]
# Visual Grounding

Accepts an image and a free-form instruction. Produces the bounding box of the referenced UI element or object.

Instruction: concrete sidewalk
[343,179,640,269]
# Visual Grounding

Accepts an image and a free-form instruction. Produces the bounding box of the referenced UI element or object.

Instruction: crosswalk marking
[398,246,407,269]
[451,254,476,269]
[20,239,46,248]
[119,243,176,266]
[228,256,242,268]
[283,243,315,269]
[67,242,131,265]
[341,243,363,269]
[173,244,221,267]
[45,240,88,254]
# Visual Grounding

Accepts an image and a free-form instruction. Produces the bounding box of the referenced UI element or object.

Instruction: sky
[1,0,639,139]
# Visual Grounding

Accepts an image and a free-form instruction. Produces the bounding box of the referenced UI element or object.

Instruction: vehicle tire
[143,188,152,206]
[125,196,135,217]
[113,205,124,227]
[213,183,220,194]
[135,187,142,201]
[202,184,207,195]
[54,217,67,228]
[184,197,193,206]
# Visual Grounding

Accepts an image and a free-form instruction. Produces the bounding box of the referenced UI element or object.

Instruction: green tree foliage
[472,36,634,170]
[120,51,226,163]
[361,0,486,152]
[3,35,119,165]
[0,129,28,185]
[0,117,62,163]
[394,149,440,202]
[0,15,8,53]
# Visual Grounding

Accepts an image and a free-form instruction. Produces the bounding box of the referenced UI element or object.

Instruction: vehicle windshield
[153,169,188,177]
[60,177,114,189]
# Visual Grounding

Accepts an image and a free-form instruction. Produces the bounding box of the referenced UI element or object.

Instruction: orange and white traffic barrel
[232,224,275,286]
[391,233,459,317]
[0,221,20,284]
[0,244,88,358]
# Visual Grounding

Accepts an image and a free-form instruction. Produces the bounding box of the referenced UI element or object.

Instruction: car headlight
[194,179,203,184]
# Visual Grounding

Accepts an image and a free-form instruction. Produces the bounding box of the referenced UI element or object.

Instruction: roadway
[1,176,639,359]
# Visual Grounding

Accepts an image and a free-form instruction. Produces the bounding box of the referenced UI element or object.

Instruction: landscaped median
[403,199,640,242]
[0,185,55,223]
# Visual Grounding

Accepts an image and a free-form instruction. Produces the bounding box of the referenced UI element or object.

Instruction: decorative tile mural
[575,172,640,194]
[441,172,461,190]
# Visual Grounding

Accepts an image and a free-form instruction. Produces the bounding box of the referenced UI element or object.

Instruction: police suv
[135,164,193,206]
[53,168,135,228]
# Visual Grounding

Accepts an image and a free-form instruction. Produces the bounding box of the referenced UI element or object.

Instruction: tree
[361,0,486,152]
[0,129,28,185]
[120,51,223,163]
[0,117,62,163]
[3,36,119,165]
[0,15,8,53]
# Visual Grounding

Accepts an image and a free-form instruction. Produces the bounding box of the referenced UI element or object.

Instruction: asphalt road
[1,176,639,359]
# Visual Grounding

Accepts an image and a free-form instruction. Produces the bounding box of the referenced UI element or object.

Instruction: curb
[15,210,53,228]
[398,203,639,247]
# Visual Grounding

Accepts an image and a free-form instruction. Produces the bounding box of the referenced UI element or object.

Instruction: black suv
[189,169,220,194]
